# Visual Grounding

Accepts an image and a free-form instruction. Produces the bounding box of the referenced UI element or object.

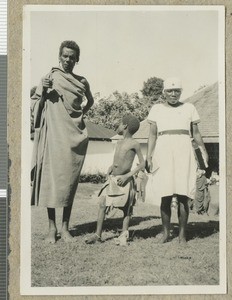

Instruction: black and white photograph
[21,5,226,295]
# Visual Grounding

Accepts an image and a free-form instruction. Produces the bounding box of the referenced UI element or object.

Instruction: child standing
[85,114,145,245]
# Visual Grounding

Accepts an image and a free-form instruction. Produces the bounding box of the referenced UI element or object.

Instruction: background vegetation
[86,77,164,130]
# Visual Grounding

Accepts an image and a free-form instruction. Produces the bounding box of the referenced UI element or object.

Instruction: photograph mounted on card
[21,5,226,296]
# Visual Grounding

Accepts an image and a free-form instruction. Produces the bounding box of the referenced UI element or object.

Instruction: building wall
[82,140,116,174]
[82,141,148,174]
[30,139,219,176]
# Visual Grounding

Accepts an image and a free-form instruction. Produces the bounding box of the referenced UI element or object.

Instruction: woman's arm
[192,123,209,162]
[146,122,158,172]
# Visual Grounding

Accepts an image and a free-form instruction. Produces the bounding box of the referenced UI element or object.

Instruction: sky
[26,6,222,100]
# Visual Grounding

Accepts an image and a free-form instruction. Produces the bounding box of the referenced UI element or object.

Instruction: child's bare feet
[114,230,129,246]
[179,237,187,245]
[61,230,74,242]
[158,233,170,244]
[45,229,57,244]
[85,233,102,244]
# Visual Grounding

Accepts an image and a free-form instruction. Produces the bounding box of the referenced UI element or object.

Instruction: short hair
[122,114,140,135]
[59,40,80,62]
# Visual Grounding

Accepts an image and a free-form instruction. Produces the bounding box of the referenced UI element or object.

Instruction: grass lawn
[31,183,219,287]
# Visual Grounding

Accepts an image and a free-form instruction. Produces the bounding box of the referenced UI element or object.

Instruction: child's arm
[117,142,145,186]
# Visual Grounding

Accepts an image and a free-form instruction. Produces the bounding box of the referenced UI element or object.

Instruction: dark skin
[42,46,94,243]
[86,121,145,244]
[146,88,208,244]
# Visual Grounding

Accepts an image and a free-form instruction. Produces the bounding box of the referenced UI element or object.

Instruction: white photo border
[21,4,226,295]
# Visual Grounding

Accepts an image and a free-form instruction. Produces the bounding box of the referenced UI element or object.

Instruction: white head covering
[163,77,182,90]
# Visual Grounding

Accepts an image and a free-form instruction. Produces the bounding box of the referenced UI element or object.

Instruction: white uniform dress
[147,102,199,204]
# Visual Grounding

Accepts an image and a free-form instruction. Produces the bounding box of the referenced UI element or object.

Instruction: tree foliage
[86,76,164,131]
[141,77,164,102]
[86,91,152,130]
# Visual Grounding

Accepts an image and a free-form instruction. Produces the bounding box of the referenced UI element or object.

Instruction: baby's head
[122,114,140,135]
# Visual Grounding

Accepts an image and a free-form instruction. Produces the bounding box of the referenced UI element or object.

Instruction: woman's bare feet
[179,236,187,245]
[160,232,170,244]
[45,228,57,244]
[60,229,74,242]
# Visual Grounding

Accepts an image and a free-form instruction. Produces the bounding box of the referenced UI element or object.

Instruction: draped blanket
[31,68,89,207]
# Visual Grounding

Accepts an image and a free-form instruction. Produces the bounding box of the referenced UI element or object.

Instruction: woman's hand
[145,158,153,173]
[192,123,209,163]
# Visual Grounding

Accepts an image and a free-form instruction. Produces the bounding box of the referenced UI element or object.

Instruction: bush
[79,173,106,184]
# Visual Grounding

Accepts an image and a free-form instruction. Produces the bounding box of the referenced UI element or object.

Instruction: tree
[86,91,137,130]
[141,77,164,102]
[86,76,165,130]
[133,96,152,121]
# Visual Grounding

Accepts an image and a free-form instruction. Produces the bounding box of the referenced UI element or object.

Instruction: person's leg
[95,198,106,237]
[177,195,189,243]
[61,204,73,242]
[141,188,145,202]
[114,207,130,246]
[137,191,142,202]
[160,196,172,243]
[85,197,106,244]
[122,207,130,233]
[45,208,57,244]
[141,181,145,202]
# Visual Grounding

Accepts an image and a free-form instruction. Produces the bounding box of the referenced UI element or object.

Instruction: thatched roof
[184,82,218,142]
[112,82,219,143]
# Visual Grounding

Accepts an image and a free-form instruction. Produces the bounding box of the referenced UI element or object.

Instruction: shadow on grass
[187,220,219,240]
[169,220,219,241]
[131,224,163,239]
[131,220,219,241]
[70,217,219,242]
[70,215,160,238]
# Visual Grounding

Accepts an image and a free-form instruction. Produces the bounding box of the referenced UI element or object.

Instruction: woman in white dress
[146,77,208,244]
